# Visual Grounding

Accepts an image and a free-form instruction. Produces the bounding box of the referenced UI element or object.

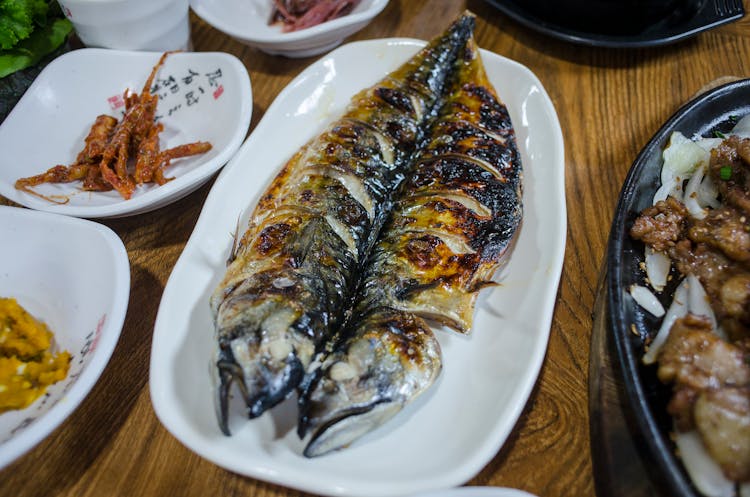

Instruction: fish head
[213,273,322,433]
[298,310,441,457]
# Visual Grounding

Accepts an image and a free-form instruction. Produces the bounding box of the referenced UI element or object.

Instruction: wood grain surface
[1,1,749,496]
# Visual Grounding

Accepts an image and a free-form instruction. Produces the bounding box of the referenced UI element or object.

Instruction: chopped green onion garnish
[720,166,732,180]
[729,115,739,124]
[714,130,727,139]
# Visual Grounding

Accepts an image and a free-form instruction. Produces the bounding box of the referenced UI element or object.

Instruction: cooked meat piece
[672,240,734,299]
[669,385,700,431]
[658,313,750,429]
[689,207,750,263]
[630,196,688,252]
[711,136,750,215]
[671,241,750,339]
[658,314,750,388]
[720,273,750,329]
[694,386,750,481]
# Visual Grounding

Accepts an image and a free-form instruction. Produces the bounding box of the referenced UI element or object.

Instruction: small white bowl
[0,205,130,469]
[190,0,389,57]
[0,49,252,218]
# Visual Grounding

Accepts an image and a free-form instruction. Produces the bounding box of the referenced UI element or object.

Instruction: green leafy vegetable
[0,0,71,78]
[0,16,70,77]
[0,0,49,50]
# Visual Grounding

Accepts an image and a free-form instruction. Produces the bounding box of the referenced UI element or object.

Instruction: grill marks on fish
[298,34,523,456]
[210,15,476,434]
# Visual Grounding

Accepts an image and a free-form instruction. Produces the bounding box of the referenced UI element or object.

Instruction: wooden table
[2,1,749,496]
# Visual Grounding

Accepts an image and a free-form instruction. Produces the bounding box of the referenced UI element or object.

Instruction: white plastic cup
[57,0,191,51]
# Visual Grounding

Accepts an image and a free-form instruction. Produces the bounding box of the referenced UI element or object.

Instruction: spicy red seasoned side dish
[14,52,212,202]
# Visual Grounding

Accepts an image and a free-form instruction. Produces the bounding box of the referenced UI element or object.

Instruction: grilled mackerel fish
[209,15,475,434]
[299,34,523,457]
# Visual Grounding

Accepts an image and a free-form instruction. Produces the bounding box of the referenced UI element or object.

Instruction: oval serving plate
[150,38,565,497]
[607,78,750,496]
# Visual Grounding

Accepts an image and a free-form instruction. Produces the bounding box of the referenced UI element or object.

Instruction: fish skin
[300,309,441,458]
[299,32,523,457]
[210,14,477,433]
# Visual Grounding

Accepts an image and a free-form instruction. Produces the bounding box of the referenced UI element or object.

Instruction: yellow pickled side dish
[0,297,70,413]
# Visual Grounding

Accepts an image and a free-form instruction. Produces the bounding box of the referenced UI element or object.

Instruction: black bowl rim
[607,77,750,496]
[481,0,745,48]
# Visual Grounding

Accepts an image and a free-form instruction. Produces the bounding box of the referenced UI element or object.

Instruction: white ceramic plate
[0,206,130,468]
[410,487,538,497]
[150,39,566,497]
[190,0,389,57]
[0,49,252,218]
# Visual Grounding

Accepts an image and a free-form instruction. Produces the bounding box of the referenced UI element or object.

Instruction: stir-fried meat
[658,315,750,395]
[633,136,750,483]
[629,196,688,252]
[694,386,750,481]
[657,313,750,434]
[720,274,750,324]
[633,137,750,339]
[689,206,750,263]
[671,240,750,339]
[711,136,750,215]
[672,240,733,298]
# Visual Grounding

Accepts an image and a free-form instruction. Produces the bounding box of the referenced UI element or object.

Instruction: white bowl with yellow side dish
[0,206,129,468]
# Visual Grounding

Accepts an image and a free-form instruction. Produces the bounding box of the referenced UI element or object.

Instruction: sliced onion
[643,278,689,365]
[696,136,724,153]
[629,284,666,317]
[731,114,750,138]
[645,247,670,292]
[686,274,717,330]
[664,131,710,175]
[673,430,736,497]
[653,177,681,204]
[698,173,721,210]
[684,165,708,219]
[655,151,683,203]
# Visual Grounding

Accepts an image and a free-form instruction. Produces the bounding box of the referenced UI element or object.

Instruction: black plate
[607,78,750,496]
[482,0,744,48]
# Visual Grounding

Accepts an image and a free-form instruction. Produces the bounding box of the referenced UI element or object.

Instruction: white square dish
[0,49,252,218]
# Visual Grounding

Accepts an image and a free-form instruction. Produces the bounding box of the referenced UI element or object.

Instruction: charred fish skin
[364,34,523,333]
[299,31,523,457]
[210,14,477,433]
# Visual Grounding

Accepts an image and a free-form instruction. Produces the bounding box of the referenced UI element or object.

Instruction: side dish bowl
[607,78,750,496]
[0,49,252,218]
[0,205,130,469]
[190,0,389,57]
